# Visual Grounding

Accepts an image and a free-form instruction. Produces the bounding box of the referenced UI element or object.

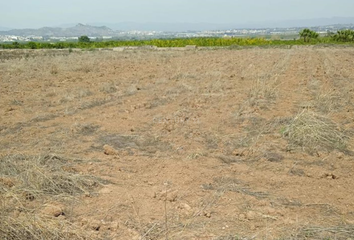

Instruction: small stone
[0,177,15,187]
[204,212,211,218]
[99,186,113,194]
[57,215,66,220]
[12,210,20,218]
[103,221,119,231]
[158,190,178,202]
[232,148,247,157]
[264,207,276,214]
[246,211,256,220]
[336,152,345,159]
[103,145,119,156]
[322,173,338,180]
[42,204,65,217]
[239,213,246,221]
[182,203,192,211]
[89,220,101,231]
[152,192,157,198]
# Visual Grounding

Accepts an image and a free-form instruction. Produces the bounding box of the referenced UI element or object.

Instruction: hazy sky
[1,0,354,28]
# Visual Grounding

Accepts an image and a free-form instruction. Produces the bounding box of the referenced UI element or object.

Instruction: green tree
[28,41,38,49]
[299,29,319,42]
[12,41,20,48]
[78,36,91,43]
[332,30,354,42]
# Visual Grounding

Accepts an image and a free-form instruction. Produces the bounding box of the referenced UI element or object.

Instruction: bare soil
[1,46,354,239]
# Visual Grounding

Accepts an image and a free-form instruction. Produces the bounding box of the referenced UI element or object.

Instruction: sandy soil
[1,46,354,239]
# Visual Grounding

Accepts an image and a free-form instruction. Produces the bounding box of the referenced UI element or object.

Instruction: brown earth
[1,46,354,239]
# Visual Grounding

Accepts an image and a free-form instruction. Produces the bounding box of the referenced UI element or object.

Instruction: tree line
[299,28,354,42]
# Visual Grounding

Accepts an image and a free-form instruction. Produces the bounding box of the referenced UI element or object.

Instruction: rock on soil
[42,204,65,217]
[103,145,119,156]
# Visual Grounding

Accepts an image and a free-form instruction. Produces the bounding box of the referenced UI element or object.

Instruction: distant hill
[250,17,354,28]
[85,17,354,32]
[0,23,116,37]
[0,26,11,31]
[1,17,354,37]
[92,17,354,31]
[89,22,236,32]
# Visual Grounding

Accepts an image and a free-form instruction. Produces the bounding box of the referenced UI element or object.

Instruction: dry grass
[313,89,341,114]
[100,82,117,94]
[202,177,269,199]
[248,77,279,107]
[50,65,59,75]
[0,214,89,240]
[0,154,100,197]
[282,110,347,153]
[0,154,104,240]
[281,225,354,239]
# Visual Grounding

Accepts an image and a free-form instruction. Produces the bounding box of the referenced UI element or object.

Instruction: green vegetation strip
[1,29,354,49]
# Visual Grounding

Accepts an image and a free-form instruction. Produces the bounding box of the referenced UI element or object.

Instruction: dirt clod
[103,144,119,156]
[246,211,257,220]
[42,204,65,217]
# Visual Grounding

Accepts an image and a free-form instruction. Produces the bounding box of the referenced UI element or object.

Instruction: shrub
[78,35,91,43]
[299,29,319,42]
[332,30,354,42]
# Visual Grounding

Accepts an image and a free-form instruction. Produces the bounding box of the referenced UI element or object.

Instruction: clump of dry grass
[100,82,117,94]
[248,78,279,107]
[313,90,341,114]
[0,154,104,240]
[76,88,93,98]
[282,225,354,240]
[282,110,347,153]
[0,154,100,198]
[0,213,89,240]
[50,65,59,75]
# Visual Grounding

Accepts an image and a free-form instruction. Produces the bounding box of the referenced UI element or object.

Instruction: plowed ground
[1,46,354,239]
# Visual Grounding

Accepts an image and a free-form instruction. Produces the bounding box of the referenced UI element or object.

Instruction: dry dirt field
[1,46,354,239]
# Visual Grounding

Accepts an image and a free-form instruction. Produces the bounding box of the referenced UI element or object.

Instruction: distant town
[0,23,353,43]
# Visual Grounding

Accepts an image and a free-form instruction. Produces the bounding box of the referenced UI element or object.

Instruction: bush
[299,29,319,42]
[78,35,91,43]
[27,41,38,49]
[332,30,354,42]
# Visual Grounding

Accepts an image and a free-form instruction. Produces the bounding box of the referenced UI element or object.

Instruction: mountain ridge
[1,17,354,36]
[0,23,115,37]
